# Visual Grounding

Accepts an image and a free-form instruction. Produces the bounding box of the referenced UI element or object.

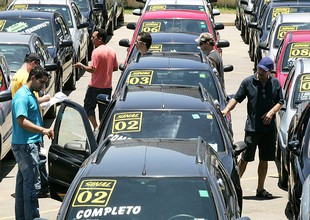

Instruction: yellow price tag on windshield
[128,70,154,85]
[112,112,143,134]
[12,4,28,10]
[141,22,161,33]
[277,26,297,40]
[149,44,162,52]
[149,5,166,11]
[300,74,310,92]
[272,7,290,19]
[289,43,310,58]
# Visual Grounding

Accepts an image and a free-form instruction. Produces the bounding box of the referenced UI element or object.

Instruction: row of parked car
[31,0,252,219]
[236,0,310,219]
[0,0,124,161]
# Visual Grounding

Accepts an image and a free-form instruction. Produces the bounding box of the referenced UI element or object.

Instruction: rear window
[292,73,310,107]
[0,44,30,72]
[0,18,53,46]
[106,111,225,152]
[139,19,208,35]
[65,177,217,220]
[282,42,310,72]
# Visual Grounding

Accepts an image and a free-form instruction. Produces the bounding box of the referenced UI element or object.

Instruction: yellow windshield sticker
[112,112,143,134]
[207,114,213,119]
[272,7,290,19]
[289,43,310,58]
[0,20,6,31]
[72,180,116,207]
[149,44,162,52]
[12,4,28,10]
[277,26,297,40]
[300,74,310,92]
[5,22,28,32]
[141,22,161,33]
[127,70,154,85]
[149,5,166,11]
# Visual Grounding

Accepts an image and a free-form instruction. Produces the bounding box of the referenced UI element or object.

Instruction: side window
[55,17,64,40]
[72,3,82,25]
[58,17,70,37]
[58,106,88,150]
[0,66,7,91]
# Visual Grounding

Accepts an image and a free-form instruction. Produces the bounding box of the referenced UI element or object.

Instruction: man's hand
[42,128,54,139]
[73,62,83,69]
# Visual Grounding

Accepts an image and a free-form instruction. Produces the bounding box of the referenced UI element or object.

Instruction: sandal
[256,189,273,199]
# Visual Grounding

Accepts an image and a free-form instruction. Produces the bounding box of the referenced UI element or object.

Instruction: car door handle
[49,153,59,160]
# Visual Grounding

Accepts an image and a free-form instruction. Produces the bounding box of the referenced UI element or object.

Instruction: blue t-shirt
[12,85,43,144]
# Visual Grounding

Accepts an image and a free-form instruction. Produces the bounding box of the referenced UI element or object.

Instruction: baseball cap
[195,32,214,43]
[257,57,274,71]
[24,53,40,63]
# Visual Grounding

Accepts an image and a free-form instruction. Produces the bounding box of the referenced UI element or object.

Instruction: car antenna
[142,145,148,175]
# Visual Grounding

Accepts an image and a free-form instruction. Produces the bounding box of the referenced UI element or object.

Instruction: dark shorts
[84,86,111,119]
[242,131,276,162]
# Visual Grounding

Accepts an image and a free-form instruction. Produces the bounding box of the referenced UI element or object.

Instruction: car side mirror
[0,90,12,102]
[217,39,230,48]
[259,41,269,50]
[119,64,125,71]
[214,22,224,30]
[127,22,136,30]
[77,22,89,29]
[233,141,247,157]
[59,40,73,48]
[119,39,130,47]
[132,8,142,16]
[212,9,220,16]
[44,63,58,72]
[287,140,301,157]
[223,65,233,72]
[97,94,110,105]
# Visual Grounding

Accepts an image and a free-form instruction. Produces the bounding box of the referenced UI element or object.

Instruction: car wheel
[244,26,249,44]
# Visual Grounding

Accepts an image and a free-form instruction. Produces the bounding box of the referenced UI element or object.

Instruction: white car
[278,59,310,188]
[259,12,310,64]
[133,0,220,22]
[8,0,89,78]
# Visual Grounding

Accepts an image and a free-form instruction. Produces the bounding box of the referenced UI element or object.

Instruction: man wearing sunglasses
[136,32,152,55]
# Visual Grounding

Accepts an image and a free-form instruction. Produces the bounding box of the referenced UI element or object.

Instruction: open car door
[48,99,98,201]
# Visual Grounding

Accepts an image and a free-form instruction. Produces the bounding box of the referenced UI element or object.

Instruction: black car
[47,84,246,212]
[247,0,310,69]
[115,52,233,131]
[51,138,249,219]
[287,102,310,219]
[0,32,58,118]
[0,10,76,91]
[119,32,230,68]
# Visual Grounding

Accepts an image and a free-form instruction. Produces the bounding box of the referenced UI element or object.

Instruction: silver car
[278,59,310,188]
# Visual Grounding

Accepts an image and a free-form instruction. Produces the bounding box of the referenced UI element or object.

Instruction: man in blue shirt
[222,57,284,199]
[11,65,54,220]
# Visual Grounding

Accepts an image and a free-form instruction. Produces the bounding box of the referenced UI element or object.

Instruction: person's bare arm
[17,116,54,139]
[221,98,238,116]
[73,62,96,73]
[262,103,283,125]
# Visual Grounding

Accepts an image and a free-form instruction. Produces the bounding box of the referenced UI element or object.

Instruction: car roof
[0,32,35,44]
[0,9,55,19]
[113,85,215,111]
[81,138,217,177]
[284,30,310,42]
[276,12,310,22]
[141,9,208,19]
[147,0,205,6]
[11,0,71,5]
[128,53,211,70]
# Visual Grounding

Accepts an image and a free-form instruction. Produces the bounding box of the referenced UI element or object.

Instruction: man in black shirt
[222,57,284,199]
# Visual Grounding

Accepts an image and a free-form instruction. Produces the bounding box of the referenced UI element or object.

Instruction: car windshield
[146,5,205,12]
[12,4,73,28]
[125,69,219,100]
[282,42,310,72]
[292,73,310,107]
[274,23,310,48]
[73,0,90,12]
[265,6,310,30]
[0,18,53,46]
[0,44,30,72]
[65,177,218,220]
[106,111,225,152]
[139,19,208,34]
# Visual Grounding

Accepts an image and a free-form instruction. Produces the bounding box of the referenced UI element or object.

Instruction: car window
[0,18,53,46]
[71,3,83,25]
[282,42,310,72]
[34,38,51,65]
[139,19,209,35]
[274,23,310,48]
[0,66,7,91]
[0,55,11,78]
[105,111,225,152]
[12,4,74,28]
[0,44,30,72]
[125,69,219,100]
[73,0,90,12]
[292,73,310,108]
[65,177,218,220]
[57,106,88,150]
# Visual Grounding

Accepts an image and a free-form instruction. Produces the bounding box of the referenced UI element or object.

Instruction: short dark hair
[95,28,107,43]
[138,32,152,49]
[27,65,49,82]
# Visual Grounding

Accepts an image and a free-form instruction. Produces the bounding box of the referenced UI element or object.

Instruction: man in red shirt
[74,29,118,130]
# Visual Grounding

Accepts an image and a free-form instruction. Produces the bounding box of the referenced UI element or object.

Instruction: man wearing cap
[222,57,284,199]
[196,32,224,86]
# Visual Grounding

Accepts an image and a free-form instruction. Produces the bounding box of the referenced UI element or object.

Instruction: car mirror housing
[223,65,233,72]
[0,90,12,102]
[44,63,58,72]
[217,39,230,48]
[59,40,73,48]
[287,140,301,157]
[97,94,110,105]
[119,39,130,47]
[127,22,136,30]
[77,22,89,29]
[214,22,224,30]
[132,9,142,16]
[233,141,247,157]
